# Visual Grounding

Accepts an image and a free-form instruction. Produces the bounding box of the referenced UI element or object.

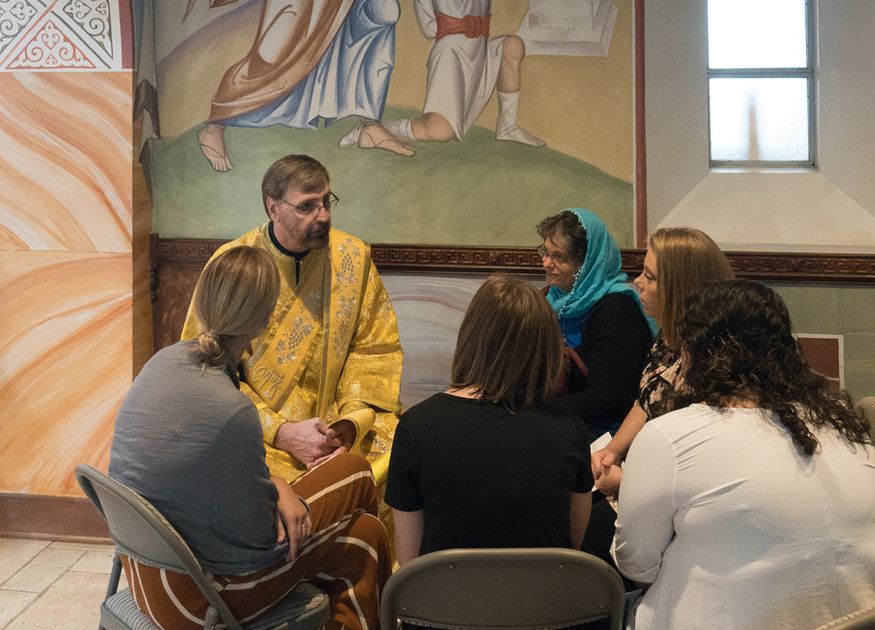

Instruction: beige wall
[646,0,875,251]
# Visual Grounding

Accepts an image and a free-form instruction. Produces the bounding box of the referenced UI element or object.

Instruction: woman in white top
[612,279,875,630]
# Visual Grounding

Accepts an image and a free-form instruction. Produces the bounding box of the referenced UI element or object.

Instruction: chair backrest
[380,547,626,630]
[75,464,245,630]
[815,605,875,630]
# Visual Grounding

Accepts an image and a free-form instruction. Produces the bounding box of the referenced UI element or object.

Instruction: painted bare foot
[197,124,233,171]
[496,125,546,148]
[356,122,415,157]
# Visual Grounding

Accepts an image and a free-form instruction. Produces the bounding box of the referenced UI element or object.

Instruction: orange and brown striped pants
[121,453,392,630]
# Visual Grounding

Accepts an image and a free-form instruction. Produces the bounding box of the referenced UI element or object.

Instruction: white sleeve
[610,422,677,583]
[413,0,437,38]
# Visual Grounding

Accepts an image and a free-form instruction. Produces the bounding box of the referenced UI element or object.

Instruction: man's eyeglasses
[280,192,340,216]
[537,244,575,265]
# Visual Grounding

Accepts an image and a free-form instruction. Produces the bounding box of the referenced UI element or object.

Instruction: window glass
[709,78,809,162]
[707,0,812,165]
[708,0,808,69]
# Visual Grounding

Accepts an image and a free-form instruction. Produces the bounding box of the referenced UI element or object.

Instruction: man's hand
[275,418,342,466]
[308,445,347,469]
[271,476,311,561]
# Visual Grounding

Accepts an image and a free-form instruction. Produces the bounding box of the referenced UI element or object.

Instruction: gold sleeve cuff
[369,452,391,486]
[330,407,376,455]
[261,411,285,446]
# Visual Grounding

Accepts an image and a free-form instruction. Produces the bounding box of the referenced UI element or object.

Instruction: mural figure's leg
[357,122,415,156]
[339,120,415,156]
[494,35,545,148]
[197,123,234,171]
[341,110,454,150]
[409,112,454,142]
[495,91,545,147]
[383,118,416,145]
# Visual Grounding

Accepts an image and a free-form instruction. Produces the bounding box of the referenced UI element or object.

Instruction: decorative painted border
[151,235,875,284]
[0,0,128,71]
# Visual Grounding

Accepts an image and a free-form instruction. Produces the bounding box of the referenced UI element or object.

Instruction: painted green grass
[152,107,633,247]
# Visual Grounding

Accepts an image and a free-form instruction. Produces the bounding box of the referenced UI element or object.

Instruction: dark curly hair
[536,210,587,263]
[672,279,871,456]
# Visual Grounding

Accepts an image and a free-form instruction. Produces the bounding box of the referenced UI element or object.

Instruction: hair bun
[197,330,224,363]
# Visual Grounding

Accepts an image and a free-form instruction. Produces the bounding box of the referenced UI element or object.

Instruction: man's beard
[306,221,330,247]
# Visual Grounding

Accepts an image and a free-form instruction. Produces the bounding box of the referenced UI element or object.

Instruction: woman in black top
[385,275,593,564]
[537,208,653,438]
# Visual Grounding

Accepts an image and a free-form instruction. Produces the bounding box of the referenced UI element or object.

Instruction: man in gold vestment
[181,155,403,482]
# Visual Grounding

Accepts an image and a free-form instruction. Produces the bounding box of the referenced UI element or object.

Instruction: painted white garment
[415,0,506,139]
[613,403,875,630]
[227,0,399,129]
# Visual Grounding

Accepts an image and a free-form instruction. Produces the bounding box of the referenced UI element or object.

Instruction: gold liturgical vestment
[181,224,403,482]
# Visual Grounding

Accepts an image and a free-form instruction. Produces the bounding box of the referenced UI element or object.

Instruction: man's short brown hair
[261,155,330,216]
[451,275,563,412]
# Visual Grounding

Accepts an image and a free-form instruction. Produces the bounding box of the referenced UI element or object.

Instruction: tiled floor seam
[1,559,85,630]
[1,548,86,593]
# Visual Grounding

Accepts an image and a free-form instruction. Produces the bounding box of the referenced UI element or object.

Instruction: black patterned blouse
[637,335,682,420]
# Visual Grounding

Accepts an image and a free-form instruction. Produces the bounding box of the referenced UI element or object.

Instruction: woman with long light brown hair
[591,227,734,495]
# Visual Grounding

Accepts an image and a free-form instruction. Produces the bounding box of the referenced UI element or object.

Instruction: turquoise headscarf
[545,208,650,347]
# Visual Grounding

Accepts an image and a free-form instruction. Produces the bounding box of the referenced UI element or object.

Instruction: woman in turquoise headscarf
[537,208,653,438]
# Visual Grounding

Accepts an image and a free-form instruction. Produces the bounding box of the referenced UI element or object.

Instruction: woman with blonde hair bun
[190,245,280,369]
[110,246,391,630]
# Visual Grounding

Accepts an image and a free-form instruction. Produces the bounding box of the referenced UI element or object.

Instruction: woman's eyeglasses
[537,244,574,265]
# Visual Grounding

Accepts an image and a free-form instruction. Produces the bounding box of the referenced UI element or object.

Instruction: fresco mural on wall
[147,0,636,247]
[195,0,399,170]
[339,0,545,157]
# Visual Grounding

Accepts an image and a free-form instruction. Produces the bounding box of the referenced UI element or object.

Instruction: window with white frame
[707,0,814,166]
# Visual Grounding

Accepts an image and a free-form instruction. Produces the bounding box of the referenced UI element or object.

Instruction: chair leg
[204,606,220,630]
[99,554,123,630]
[105,553,123,599]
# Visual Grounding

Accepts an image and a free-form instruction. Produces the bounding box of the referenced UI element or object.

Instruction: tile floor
[0,537,124,629]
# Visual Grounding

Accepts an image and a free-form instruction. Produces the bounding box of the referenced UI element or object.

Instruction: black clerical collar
[268,222,309,259]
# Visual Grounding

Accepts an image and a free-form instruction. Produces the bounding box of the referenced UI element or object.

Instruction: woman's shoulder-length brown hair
[451,274,563,412]
[649,227,734,351]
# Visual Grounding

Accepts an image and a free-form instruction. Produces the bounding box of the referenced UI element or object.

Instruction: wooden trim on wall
[151,235,228,268]
[717,251,875,284]
[634,0,648,249]
[151,235,875,284]
[0,493,109,543]
[373,246,875,283]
